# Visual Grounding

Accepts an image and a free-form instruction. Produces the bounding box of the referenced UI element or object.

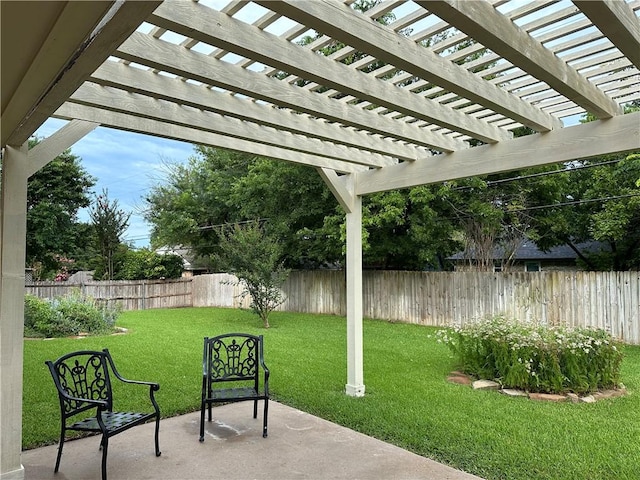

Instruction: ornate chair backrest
[203,334,261,384]
[47,350,113,417]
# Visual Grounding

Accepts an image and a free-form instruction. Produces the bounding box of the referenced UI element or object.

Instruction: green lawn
[23,307,640,480]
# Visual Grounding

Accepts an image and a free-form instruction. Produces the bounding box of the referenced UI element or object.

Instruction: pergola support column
[0,143,29,480]
[318,168,365,397]
[344,195,364,397]
[0,120,98,480]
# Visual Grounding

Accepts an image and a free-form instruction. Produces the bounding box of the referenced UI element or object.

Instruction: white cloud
[35,119,194,247]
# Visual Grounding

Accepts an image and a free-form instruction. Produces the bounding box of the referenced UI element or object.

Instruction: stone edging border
[447,371,628,403]
[36,327,129,340]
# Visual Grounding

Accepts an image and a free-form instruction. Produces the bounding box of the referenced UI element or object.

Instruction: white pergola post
[344,195,364,397]
[318,168,365,397]
[0,121,98,480]
[0,143,29,480]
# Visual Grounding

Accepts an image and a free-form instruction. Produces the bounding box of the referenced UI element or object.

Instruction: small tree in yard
[215,221,289,328]
[89,189,131,280]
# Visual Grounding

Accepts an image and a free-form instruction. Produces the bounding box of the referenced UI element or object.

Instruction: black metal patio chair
[46,349,161,480]
[200,333,270,441]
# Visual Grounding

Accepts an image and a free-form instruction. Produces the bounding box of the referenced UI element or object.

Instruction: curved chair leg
[101,436,109,480]
[253,399,258,419]
[154,415,161,456]
[54,429,65,472]
[262,399,269,438]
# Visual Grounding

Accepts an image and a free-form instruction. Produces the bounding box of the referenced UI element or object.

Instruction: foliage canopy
[25,140,95,278]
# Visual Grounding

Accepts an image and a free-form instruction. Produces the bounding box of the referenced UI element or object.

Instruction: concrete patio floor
[22,401,483,480]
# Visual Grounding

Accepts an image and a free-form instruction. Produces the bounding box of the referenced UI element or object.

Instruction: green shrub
[23,290,119,338]
[437,314,623,394]
[115,248,184,280]
[24,294,56,338]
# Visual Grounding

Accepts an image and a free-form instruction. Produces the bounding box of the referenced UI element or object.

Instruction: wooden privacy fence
[25,278,192,311]
[26,271,639,344]
[194,271,640,344]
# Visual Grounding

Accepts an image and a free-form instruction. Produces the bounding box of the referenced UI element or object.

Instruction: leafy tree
[145,148,338,268]
[24,140,95,278]
[144,148,461,271]
[146,143,639,273]
[531,152,640,270]
[89,189,131,279]
[527,106,640,270]
[215,221,290,328]
[230,157,338,268]
[235,160,463,270]
[438,160,573,271]
[323,186,461,270]
[423,125,568,272]
[145,146,253,263]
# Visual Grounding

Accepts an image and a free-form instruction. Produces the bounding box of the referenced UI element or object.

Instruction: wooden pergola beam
[1,1,161,146]
[356,112,640,195]
[55,102,368,174]
[89,61,425,162]
[573,0,640,70]
[70,82,393,168]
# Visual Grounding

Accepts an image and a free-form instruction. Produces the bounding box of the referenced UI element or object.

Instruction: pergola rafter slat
[55,102,368,174]
[69,82,396,168]
[115,31,467,152]
[573,0,640,69]
[421,0,622,119]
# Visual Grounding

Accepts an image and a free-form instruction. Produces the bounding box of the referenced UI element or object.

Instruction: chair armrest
[58,389,109,409]
[113,376,160,391]
[112,376,161,416]
[103,348,160,391]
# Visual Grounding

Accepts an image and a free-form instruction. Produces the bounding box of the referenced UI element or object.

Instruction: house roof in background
[156,245,209,271]
[448,239,610,261]
[514,240,609,260]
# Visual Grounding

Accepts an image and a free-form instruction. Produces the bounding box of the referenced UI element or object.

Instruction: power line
[485,158,624,187]
[511,192,640,212]
[449,158,626,191]
[196,218,270,230]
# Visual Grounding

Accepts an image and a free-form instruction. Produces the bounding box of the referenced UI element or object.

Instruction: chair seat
[70,411,155,433]
[209,387,264,401]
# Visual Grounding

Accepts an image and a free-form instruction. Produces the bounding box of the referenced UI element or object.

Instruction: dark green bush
[23,291,119,338]
[115,248,184,280]
[24,294,56,338]
[437,315,624,394]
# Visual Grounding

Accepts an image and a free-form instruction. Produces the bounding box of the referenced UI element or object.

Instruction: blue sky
[35,118,195,248]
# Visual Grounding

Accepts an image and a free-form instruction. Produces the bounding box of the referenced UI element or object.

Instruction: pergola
[2,1,639,478]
